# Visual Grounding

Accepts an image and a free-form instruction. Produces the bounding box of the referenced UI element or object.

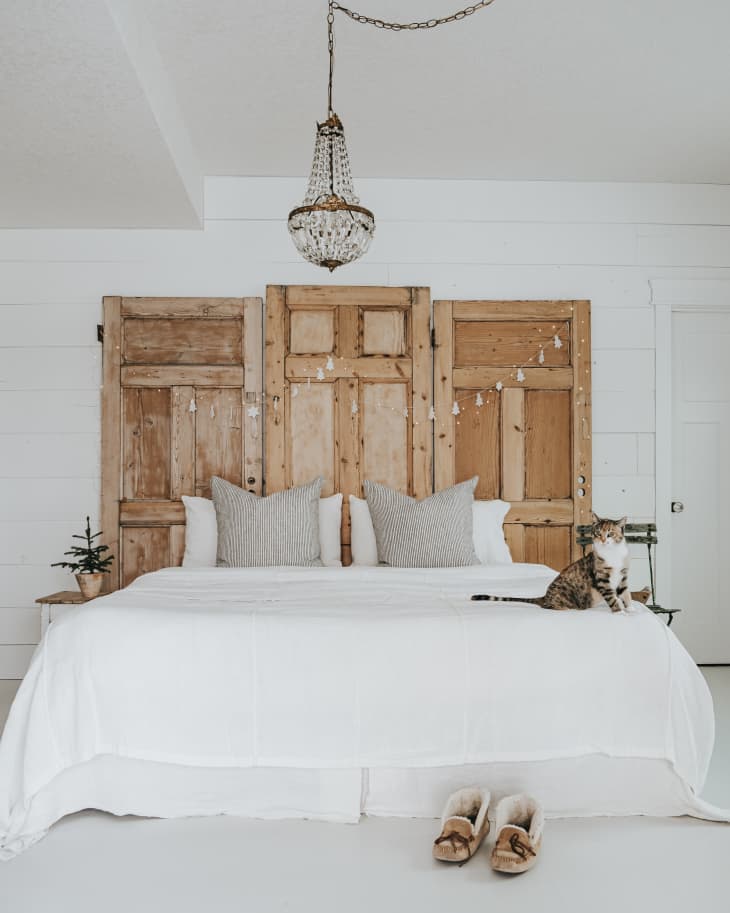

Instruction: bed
[2,291,725,860]
[0,563,725,859]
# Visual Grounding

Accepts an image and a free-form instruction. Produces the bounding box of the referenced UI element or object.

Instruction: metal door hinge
[431,327,436,348]
[97,324,104,343]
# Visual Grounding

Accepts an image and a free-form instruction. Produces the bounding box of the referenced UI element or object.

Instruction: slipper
[490,794,544,874]
[432,787,491,865]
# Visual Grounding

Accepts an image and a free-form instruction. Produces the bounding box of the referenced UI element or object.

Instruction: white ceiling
[1,0,729,227]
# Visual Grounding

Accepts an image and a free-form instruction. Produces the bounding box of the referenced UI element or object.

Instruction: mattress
[0,564,726,858]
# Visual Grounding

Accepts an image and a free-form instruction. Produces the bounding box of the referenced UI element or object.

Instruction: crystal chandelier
[288,1,499,270]
[288,4,374,271]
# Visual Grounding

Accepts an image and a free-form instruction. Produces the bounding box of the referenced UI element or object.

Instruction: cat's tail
[471,594,545,606]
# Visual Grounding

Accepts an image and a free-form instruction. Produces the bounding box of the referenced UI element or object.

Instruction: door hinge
[431,327,436,348]
[97,324,104,344]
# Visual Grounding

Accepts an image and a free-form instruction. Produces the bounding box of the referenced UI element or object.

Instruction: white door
[671,311,730,663]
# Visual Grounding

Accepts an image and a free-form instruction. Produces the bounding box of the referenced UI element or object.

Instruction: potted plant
[52,516,114,599]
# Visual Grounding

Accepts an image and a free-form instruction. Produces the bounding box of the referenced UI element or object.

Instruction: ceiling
[1,0,729,227]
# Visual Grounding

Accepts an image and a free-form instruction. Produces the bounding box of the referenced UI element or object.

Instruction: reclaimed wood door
[265,285,432,564]
[434,300,591,569]
[101,296,263,590]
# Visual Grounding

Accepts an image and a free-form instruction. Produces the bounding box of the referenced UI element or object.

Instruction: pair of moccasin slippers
[433,788,544,874]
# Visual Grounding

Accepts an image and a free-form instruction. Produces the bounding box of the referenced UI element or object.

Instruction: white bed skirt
[9,753,726,856]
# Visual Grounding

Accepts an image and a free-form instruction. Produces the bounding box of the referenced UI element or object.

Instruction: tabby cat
[472,513,632,613]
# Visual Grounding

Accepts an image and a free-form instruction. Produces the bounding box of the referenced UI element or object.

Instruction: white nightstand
[35,591,89,636]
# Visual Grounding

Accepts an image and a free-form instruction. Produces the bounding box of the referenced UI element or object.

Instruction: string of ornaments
[185,321,568,431]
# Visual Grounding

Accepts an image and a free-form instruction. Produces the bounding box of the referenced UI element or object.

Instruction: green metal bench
[575,522,680,626]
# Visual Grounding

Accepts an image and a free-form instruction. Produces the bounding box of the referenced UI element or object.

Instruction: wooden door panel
[361,383,410,494]
[122,388,171,500]
[435,299,591,570]
[121,527,171,588]
[524,390,572,499]
[102,297,263,590]
[289,382,336,493]
[194,388,244,498]
[454,392,501,500]
[266,286,431,562]
[454,320,571,366]
[123,318,243,364]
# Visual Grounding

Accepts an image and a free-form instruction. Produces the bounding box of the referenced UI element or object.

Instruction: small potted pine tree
[52,516,114,599]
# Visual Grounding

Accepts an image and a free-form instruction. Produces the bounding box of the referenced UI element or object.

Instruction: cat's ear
[591,511,599,524]
[618,516,627,528]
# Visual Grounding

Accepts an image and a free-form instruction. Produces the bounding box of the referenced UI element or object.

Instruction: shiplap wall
[1,176,730,676]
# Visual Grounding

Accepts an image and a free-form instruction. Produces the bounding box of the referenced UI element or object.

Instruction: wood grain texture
[120,501,185,525]
[286,356,411,380]
[453,301,575,320]
[121,298,244,318]
[362,383,409,493]
[362,309,407,355]
[171,386,195,498]
[453,366,573,389]
[123,318,242,365]
[289,382,335,494]
[454,320,570,367]
[289,309,335,354]
[101,296,122,592]
[572,300,592,557]
[525,390,571,499]
[455,394,500,499]
[264,286,287,492]
[501,388,525,502]
[285,286,411,308]
[121,366,244,387]
[524,525,572,572]
[433,300,454,492]
[194,388,243,497]
[121,527,170,587]
[123,388,171,500]
[411,287,433,499]
[243,297,264,495]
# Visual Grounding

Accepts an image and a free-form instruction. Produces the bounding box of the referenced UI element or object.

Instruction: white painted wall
[1,176,730,676]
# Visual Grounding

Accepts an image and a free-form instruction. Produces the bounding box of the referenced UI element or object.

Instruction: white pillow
[349,495,512,566]
[472,499,512,565]
[181,495,218,567]
[349,495,379,566]
[182,493,343,568]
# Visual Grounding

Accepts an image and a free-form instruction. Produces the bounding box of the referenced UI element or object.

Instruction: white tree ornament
[316,367,325,381]
[452,401,460,416]
[326,355,334,371]
[351,399,358,414]
[428,405,436,421]
[403,407,408,419]
[538,348,545,364]
[188,398,197,413]
[553,334,563,349]
[495,381,503,392]
[516,368,525,383]
[475,392,484,407]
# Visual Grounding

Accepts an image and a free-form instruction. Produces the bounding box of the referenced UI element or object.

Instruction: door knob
[671,501,684,513]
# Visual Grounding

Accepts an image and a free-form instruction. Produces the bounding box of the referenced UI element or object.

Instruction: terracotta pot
[75,572,104,600]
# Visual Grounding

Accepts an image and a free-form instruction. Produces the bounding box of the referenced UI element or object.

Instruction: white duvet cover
[0,564,725,858]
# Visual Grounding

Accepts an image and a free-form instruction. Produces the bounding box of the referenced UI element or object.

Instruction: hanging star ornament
[495,381,503,392]
[247,405,260,419]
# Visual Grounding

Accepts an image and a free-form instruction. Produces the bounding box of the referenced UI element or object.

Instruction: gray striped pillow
[363,478,480,568]
[211,477,323,567]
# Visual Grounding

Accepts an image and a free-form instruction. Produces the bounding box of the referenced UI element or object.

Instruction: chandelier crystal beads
[288,114,374,272]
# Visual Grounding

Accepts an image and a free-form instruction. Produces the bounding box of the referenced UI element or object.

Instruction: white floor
[0,669,728,913]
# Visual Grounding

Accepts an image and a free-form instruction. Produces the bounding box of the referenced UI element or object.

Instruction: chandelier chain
[331,0,497,32]
[327,1,336,115]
